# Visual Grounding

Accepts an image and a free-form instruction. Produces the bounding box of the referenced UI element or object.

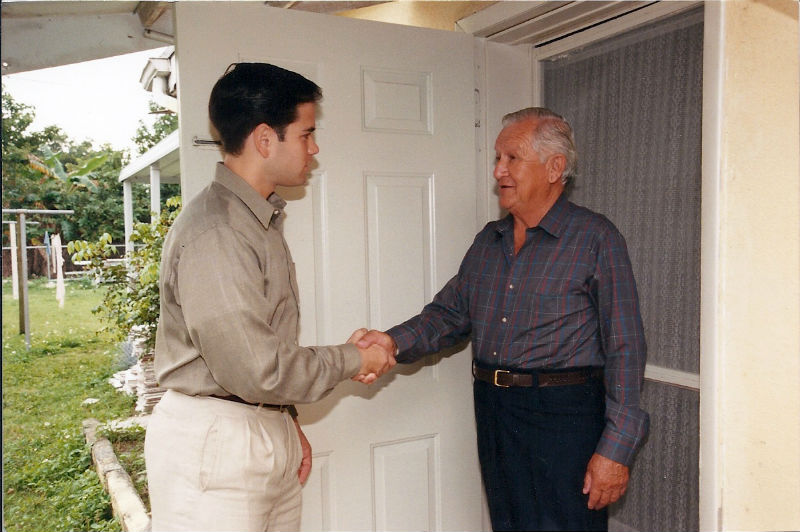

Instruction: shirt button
[493,351,497,356]
[509,284,514,289]
[501,317,507,323]
[274,210,280,216]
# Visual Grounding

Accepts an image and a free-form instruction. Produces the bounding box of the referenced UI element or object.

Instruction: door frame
[469,0,714,528]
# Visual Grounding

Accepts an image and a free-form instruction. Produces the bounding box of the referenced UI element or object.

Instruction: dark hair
[208,63,322,155]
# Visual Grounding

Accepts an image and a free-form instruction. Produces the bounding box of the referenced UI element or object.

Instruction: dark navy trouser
[474,365,608,532]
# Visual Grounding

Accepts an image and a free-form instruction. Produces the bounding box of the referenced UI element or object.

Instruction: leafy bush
[68,196,181,352]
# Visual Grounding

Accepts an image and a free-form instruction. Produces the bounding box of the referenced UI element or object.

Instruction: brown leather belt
[472,364,603,388]
[210,395,297,416]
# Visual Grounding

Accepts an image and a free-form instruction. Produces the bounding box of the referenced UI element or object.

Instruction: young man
[145,63,395,532]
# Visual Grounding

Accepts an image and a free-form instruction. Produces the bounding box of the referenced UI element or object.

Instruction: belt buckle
[493,369,511,387]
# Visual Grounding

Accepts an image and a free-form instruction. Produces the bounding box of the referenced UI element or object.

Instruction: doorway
[536,6,704,531]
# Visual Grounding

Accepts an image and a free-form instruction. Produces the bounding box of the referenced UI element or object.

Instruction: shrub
[67,196,181,352]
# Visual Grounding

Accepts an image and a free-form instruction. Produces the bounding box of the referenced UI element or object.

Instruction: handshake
[348,329,397,385]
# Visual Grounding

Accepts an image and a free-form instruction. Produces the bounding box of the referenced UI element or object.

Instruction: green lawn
[2,277,137,532]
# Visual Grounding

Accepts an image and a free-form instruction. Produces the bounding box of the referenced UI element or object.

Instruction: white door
[174,4,485,530]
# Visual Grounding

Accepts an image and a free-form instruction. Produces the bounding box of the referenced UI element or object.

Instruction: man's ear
[546,154,567,184]
[251,123,275,158]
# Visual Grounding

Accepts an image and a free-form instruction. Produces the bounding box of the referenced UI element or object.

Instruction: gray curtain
[543,7,703,531]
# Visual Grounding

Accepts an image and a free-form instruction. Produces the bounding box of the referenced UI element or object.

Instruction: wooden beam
[136,1,169,28]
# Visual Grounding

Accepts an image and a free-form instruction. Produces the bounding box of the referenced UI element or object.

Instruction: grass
[2,277,139,532]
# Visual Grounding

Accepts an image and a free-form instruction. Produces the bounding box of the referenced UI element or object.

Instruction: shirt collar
[213,162,285,231]
[495,194,569,239]
[536,194,569,238]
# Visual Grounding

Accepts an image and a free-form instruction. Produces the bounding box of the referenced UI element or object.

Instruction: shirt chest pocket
[516,257,596,325]
[262,240,299,305]
[520,291,586,325]
[511,289,595,351]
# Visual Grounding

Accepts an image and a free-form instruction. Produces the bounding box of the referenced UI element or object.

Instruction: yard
[2,277,142,532]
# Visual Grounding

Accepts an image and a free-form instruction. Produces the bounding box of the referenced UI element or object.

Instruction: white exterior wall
[701,1,800,530]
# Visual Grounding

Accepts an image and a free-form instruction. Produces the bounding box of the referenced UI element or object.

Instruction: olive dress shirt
[154,162,362,406]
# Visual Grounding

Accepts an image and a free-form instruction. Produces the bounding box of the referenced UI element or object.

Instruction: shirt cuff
[385,326,415,363]
[594,422,647,466]
[340,342,363,378]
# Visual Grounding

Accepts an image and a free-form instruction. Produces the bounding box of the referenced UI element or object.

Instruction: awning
[119,130,180,185]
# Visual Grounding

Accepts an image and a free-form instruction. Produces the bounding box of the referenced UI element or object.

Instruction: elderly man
[357,107,649,531]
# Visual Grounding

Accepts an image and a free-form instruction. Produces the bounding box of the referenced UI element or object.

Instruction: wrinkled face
[269,102,319,187]
[493,119,550,217]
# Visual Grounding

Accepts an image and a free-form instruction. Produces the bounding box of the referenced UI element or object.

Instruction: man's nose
[309,138,320,155]
[493,160,506,180]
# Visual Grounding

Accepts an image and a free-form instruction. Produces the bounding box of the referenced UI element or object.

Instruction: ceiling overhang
[456,1,656,46]
[0,1,391,75]
[1,1,174,75]
[2,1,693,75]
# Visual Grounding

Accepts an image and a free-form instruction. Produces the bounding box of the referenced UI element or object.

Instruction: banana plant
[27,146,107,192]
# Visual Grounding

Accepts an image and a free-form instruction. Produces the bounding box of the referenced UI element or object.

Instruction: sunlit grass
[2,277,137,532]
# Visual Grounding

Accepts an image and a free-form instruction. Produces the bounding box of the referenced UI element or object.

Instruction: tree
[68,196,181,350]
[2,92,70,222]
[2,91,152,248]
[131,100,181,204]
[132,101,178,155]
[28,146,107,192]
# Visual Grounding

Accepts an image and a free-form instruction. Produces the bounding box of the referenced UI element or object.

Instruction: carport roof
[119,130,180,184]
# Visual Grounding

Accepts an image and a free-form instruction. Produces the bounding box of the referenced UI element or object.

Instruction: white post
[149,164,161,217]
[9,221,19,299]
[123,180,134,256]
[16,213,30,350]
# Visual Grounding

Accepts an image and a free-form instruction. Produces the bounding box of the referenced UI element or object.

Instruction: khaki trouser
[145,390,303,532]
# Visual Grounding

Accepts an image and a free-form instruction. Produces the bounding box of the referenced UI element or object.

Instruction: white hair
[502,107,577,185]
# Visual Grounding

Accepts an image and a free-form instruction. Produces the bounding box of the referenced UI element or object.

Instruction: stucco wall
[702,0,800,529]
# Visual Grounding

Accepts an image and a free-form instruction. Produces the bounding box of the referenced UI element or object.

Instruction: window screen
[542,7,703,531]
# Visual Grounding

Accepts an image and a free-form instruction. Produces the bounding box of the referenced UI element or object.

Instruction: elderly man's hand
[349,329,398,384]
[582,453,629,510]
[348,329,396,384]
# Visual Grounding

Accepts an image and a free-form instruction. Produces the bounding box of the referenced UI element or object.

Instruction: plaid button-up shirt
[388,195,649,465]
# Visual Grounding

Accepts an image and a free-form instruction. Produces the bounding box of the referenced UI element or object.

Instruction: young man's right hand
[348,328,396,384]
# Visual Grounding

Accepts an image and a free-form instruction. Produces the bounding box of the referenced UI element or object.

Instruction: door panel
[174,5,483,530]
